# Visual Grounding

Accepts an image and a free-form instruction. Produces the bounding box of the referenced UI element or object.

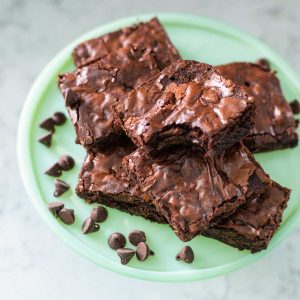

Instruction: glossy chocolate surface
[115,60,254,155]
[76,139,137,199]
[75,138,166,223]
[220,183,288,240]
[216,61,298,152]
[204,182,290,252]
[73,17,180,68]
[59,46,160,150]
[124,143,270,241]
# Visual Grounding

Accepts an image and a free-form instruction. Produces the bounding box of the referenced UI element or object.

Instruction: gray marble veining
[1,0,300,299]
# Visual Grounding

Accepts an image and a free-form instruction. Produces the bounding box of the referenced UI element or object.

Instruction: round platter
[17,13,300,282]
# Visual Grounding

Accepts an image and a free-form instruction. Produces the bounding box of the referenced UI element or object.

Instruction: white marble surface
[1,0,300,299]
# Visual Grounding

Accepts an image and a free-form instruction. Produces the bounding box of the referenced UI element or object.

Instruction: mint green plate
[17,13,300,282]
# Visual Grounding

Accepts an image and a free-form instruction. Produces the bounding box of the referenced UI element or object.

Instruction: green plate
[17,13,300,282]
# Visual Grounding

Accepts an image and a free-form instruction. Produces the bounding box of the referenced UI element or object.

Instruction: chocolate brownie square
[59,46,161,150]
[73,17,180,68]
[114,60,255,156]
[204,181,290,252]
[75,138,166,223]
[123,143,270,241]
[216,60,298,152]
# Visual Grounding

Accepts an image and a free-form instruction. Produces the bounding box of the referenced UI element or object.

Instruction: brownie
[114,60,255,156]
[75,138,166,223]
[123,143,270,241]
[59,46,161,150]
[216,61,298,152]
[203,181,290,252]
[73,17,180,68]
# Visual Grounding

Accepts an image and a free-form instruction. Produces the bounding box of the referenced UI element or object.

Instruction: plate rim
[17,12,300,282]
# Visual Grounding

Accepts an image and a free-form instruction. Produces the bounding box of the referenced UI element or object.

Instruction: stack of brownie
[58,17,298,253]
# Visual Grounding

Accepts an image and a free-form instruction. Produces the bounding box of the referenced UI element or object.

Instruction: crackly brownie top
[216,61,297,138]
[59,46,160,146]
[115,60,254,146]
[73,17,180,68]
[217,182,290,241]
[124,143,269,240]
[76,139,138,198]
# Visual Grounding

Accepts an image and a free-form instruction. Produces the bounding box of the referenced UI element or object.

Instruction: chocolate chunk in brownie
[59,46,162,150]
[75,138,166,224]
[123,143,270,241]
[203,181,290,253]
[73,17,180,69]
[114,60,255,156]
[216,61,298,152]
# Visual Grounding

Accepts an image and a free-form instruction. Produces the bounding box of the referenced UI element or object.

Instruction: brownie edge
[114,60,255,156]
[203,182,290,253]
[216,61,298,153]
[123,143,270,241]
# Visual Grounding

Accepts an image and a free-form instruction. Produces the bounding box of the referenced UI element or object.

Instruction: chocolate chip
[39,117,55,132]
[117,248,135,265]
[58,155,75,171]
[47,201,64,215]
[52,112,66,125]
[290,99,300,114]
[108,233,126,250]
[44,163,62,177]
[91,206,108,223]
[176,246,194,264]
[58,208,75,225]
[128,230,146,246]
[256,58,271,72]
[136,242,151,261]
[38,133,52,147]
[65,88,79,107]
[54,179,70,197]
[81,217,100,234]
